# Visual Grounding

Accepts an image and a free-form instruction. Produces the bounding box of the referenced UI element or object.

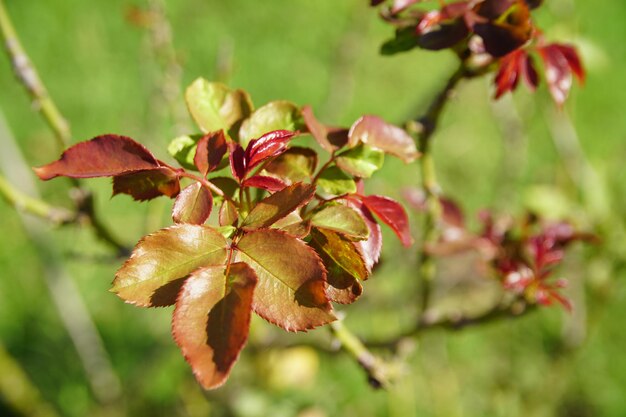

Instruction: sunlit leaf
[112,225,228,307]
[310,204,369,241]
[195,131,228,176]
[112,167,180,201]
[245,130,296,171]
[168,134,203,171]
[316,167,357,195]
[172,182,213,224]
[361,195,413,247]
[34,135,160,180]
[236,229,335,331]
[348,115,419,163]
[242,182,315,229]
[264,147,318,184]
[310,228,368,304]
[239,101,304,148]
[335,144,384,178]
[348,201,383,272]
[272,211,311,238]
[301,105,333,152]
[242,175,286,192]
[228,143,246,182]
[172,263,257,389]
[185,79,253,134]
[219,200,238,226]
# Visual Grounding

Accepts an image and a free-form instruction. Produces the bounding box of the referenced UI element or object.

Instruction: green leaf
[335,144,384,178]
[242,182,315,229]
[264,147,318,184]
[310,228,368,304]
[238,101,304,148]
[112,225,228,307]
[172,182,213,225]
[316,167,356,195]
[381,26,421,56]
[185,78,254,135]
[272,211,311,238]
[236,229,335,331]
[310,204,369,241]
[172,263,257,389]
[168,134,203,170]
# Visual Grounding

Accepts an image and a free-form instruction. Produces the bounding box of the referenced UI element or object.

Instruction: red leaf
[347,200,383,271]
[301,105,333,152]
[34,135,160,180]
[245,130,296,171]
[554,43,585,83]
[242,175,286,192]
[494,49,523,98]
[112,167,180,201]
[242,182,316,229]
[538,44,575,106]
[521,53,539,91]
[348,115,419,163]
[361,195,413,247]
[194,131,227,176]
[228,143,246,182]
[172,182,213,224]
[172,263,257,389]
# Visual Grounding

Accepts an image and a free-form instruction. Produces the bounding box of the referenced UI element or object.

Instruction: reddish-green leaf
[228,143,246,182]
[172,263,257,389]
[348,201,383,271]
[195,131,227,176]
[264,147,318,184]
[316,167,356,196]
[310,204,369,241]
[310,228,368,304]
[272,211,311,238]
[245,130,296,171]
[301,105,333,152]
[335,144,384,178]
[34,135,160,180]
[361,195,413,247]
[242,175,286,192]
[219,200,238,226]
[236,229,335,331]
[172,182,213,224]
[238,101,303,147]
[112,225,228,307]
[112,167,180,201]
[242,183,316,229]
[348,116,419,163]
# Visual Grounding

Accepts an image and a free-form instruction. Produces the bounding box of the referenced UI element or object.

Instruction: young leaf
[238,101,304,147]
[310,204,370,241]
[242,175,286,192]
[264,147,318,184]
[348,115,419,163]
[245,130,296,171]
[228,143,246,182]
[210,177,239,199]
[272,211,311,238]
[335,144,385,178]
[236,229,335,331]
[242,182,316,229]
[172,263,257,389]
[185,79,253,134]
[34,135,160,180]
[172,182,213,224]
[219,200,238,226]
[195,131,227,176]
[361,195,413,247]
[112,225,228,307]
[310,228,368,304]
[316,167,357,195]
[113,167,180,201]
[348,201,383,272]
[301,105,333,152]
[168,134,203,171]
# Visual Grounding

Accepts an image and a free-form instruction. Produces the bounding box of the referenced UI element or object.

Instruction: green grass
[1,1,625,416]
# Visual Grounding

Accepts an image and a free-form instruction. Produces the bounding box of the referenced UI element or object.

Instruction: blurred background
[0,0,625,416]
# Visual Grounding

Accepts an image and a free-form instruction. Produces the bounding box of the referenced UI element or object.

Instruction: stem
[178,171,227,199]
[312,151,336,184]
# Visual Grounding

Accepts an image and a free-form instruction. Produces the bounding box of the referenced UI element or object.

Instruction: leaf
[112,225,228,307]
[301,105,333,152]
[335,144,384,178]
[168,134,203,171]
[381,26,421,55]
[349,201,383,272]
[34,135,160,180]
[348,116,419,163]
[361,195,413,247]
[185,79,253,134]
[310,204,369,241]
[219,199,239,226]
[195,131,228,176]
[272,211,311,238]
[228,143,246,182]
[172,263,257,389]
[242,175,286,192]
[236,229,335,331]
[264,147,318,184]
[316,167,356,195]
[242,182,316,229]
[210,177,239,199]
[310,228,368,304]
[238,101,304,148]
[172,182,213,224]
[112,167,180,201]
[244,130,296,171]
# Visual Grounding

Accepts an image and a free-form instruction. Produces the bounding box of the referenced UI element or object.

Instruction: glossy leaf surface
[242,175,286,192]
[172,182,213,224]
[112,167,180,201]
[194,131,227,176]
[310,204,370,241]
[236,229,335,331]
[335,144,384,178]
[264,147,318,184]
[361,195,413,247]
[238,101,303,148]
[348,116,419,163]
[242,183,315,229]
[245,130,296,171]
[172,263,257,389]
[112,225,228,306]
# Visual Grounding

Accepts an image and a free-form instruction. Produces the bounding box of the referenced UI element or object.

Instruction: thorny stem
[0,0,128,256]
